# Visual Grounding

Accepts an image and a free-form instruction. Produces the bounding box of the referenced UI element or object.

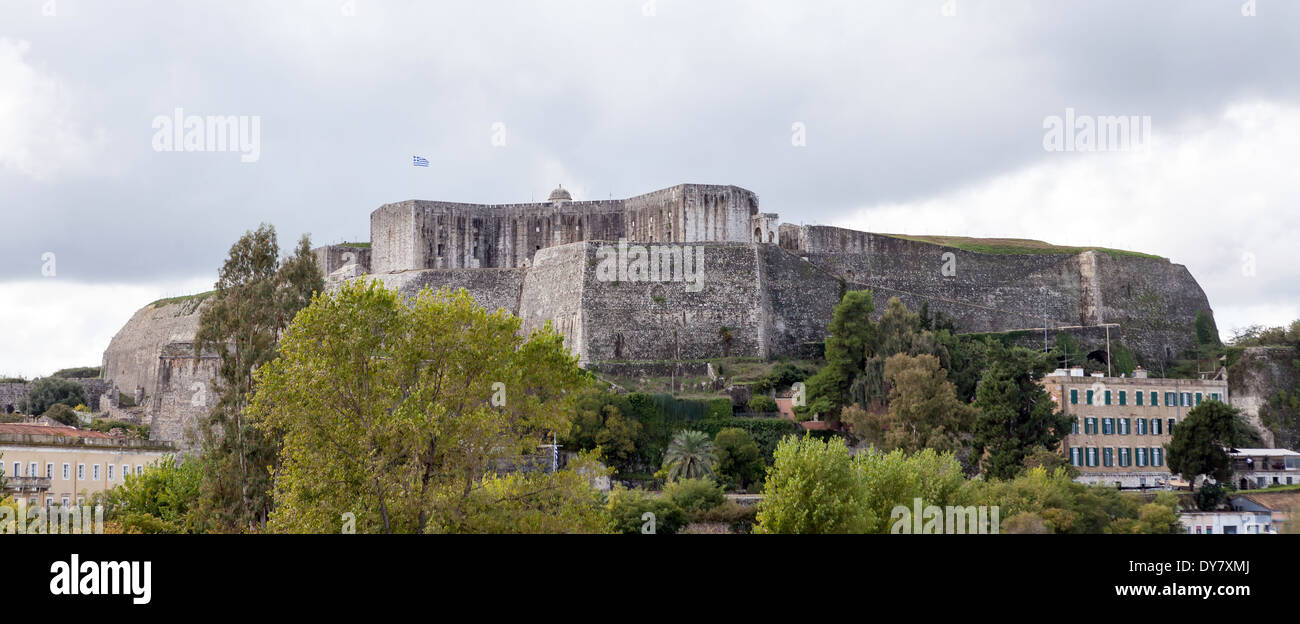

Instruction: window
[1119,447,1131,467]
[45,496,53,506]
[1085,418,1098,435]
[1151,391,1158,406]
[11,462,18,477]
[1152,418,1163,436]
[1103,447,1114,467]
[1070,447,1083,466]
[136,465,143,475]
[1137,418,1148,435]
[1165,392,1176,407]
[1181,392,1192,407]
[1102,418,1114,435]
[1119,390,1127,406]
[46,463,53,478]
[1119,418,1131,435]
[92,464,100,480]
[122,465,129,480]
[61,496,69,506]
[1136,447,1147,467]
[1104,390,1112,406]
[1168,418,1176,433]
[1151,447,1163,467]
[1136,391,1144,406]
[1070,389,1079,405]
[63,463,70,480]
[1087,390,1095,405]
[1071,419,1079,435]
[29,462,38,477]
[1087,447,1098,467]
[107,464,115,482]
[1211,392,1220,402]
[77,464,85,480]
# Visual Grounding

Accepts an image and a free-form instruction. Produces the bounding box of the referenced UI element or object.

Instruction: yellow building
[0,423,174,507]
[1040,367,1228,489]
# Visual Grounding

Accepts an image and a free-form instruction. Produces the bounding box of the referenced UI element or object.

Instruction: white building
[1229,448,1300,490]
[1179,510,1275,534]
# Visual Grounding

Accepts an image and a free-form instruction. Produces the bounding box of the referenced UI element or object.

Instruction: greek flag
[412,155,429,167]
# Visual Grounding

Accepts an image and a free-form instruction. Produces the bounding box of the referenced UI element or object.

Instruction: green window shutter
[1071,389,1078,405]
[1151,392,1158,406]
[1119,391,1127,406]
[1195,393,1202,405]
[1136,391,1143,406]
[1104,390,1111,405]
[1087,390,1094,405]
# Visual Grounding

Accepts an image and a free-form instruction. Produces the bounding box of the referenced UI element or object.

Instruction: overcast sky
[2,0,1298,377]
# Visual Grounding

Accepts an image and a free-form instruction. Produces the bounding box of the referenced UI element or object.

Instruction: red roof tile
[0,423,113,439]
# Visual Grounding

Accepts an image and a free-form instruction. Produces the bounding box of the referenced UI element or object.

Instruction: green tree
[18,377,87,415]
[755,435,873,534]
[859,447,972,533]
[248,279,590,533]
[1166,400,1257,508]
[193,224,322,531]
[847,353,974,454]
[662,430,718,481]
[714,427,764,491]
[805,290,877,412]
[99,455,204,534]
[972,345,1071,480]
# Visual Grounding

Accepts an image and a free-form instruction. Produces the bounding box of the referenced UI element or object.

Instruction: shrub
[19,377,87,415]
[747,395,778,413]
[695,499,758,534]
[663,478,725,516]
[605,487,687,535]
[51,366,101,379]
[42,403,80,426]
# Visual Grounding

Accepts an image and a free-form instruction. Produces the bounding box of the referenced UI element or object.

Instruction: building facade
[1230,448,1300,490]
[1041,367,1229,489]
[0,423,174,507]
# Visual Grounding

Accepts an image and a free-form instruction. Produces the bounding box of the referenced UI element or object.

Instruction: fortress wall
[371,202,418,273]
[578,242,765,362]
[151,342,219,450]
[313,244,371,276]
[806,234,1083,333]
[518,243,589,360]
[759,247,844,358]
[1092,253,1209,366]
[102,297,209,402]
[0,383,28,413]
[368,268,526,316]
[623,185,757,244]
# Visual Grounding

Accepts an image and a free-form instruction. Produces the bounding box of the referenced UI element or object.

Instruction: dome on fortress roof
[548,185,572,202]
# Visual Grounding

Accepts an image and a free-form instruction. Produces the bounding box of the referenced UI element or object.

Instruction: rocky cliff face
[101,295,214,449]
[1230,346,1300,450]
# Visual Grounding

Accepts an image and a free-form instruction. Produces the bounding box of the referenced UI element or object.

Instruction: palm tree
[663,430,718,481]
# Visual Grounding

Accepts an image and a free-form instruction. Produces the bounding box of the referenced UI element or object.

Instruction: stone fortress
[100,182,1218,448]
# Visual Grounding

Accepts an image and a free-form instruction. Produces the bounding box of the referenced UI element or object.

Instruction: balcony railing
[2,476,53,492]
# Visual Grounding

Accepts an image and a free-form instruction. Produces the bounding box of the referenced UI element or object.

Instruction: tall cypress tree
[972,344,1071,480]
[193,224,322,531]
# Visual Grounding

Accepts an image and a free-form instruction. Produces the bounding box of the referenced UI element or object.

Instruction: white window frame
[63,463,70,480]
[107,464,115,482]
[46,463,54,478]
[92,464,100,480]
[77,463,85,480]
